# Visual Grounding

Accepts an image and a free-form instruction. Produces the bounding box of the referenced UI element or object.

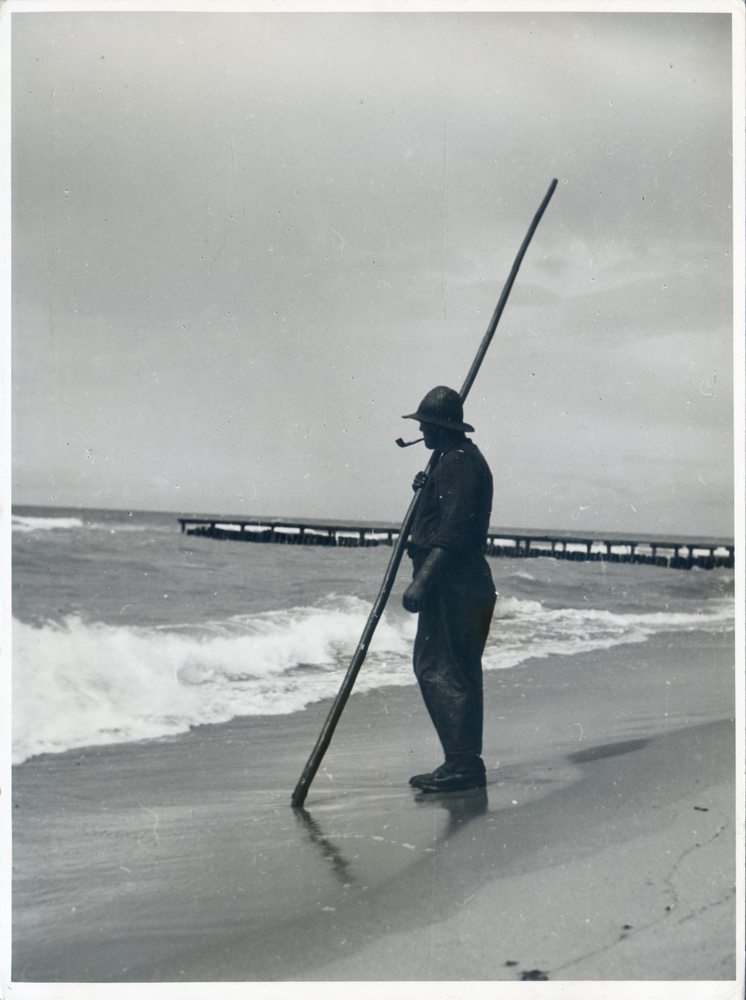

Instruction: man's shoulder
[440,439,492,476]
[442,439,489,464]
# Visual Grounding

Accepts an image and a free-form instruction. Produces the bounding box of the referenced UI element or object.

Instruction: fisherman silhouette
[402,386,496,793]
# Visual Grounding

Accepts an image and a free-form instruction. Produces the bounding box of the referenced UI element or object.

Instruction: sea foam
[12,592,733,764]
[12,598,417,763]
[12,515,84,533]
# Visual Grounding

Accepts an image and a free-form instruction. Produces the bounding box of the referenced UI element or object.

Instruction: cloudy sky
[9,5,737,536]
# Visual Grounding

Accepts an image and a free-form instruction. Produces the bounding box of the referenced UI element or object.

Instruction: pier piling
[176,518,734,571]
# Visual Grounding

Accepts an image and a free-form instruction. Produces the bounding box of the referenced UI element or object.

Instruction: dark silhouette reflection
[413,785,488,837]
[294,787,489,886]
[292,806,358,887]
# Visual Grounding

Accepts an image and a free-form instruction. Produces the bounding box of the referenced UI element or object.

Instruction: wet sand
[11,628,736,983]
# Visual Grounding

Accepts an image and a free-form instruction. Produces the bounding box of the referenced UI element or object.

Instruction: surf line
[290,179,559,809]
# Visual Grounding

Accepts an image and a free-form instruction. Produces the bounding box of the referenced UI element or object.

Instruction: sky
[8,4,738,537]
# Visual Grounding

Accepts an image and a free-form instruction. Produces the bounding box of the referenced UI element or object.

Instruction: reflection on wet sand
[413,786,489,836]
[295,786,489,884]
[293,806,359,887]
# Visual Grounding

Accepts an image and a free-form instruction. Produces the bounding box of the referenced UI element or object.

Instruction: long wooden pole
[291,178,558,808]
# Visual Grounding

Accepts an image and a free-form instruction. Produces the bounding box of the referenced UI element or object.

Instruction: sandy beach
[12,626,735,984]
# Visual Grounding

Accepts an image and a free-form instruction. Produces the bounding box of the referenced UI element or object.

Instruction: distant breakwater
[178,518,734,571]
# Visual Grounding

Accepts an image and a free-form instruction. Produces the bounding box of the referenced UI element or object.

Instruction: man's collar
[438,435,470,459]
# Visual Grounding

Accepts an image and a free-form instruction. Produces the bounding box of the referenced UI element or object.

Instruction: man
[402,386,496,793]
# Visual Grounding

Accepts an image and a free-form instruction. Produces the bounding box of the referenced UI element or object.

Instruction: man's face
[419,421,441,450]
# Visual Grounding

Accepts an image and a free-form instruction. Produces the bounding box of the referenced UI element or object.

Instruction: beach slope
[11,628,735,983]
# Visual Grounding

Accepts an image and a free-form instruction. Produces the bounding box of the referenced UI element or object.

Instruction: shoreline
[12,617,735,770]
[11,628,736,983]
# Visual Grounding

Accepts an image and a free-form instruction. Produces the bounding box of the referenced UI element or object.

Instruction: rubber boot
[411,754,486,793]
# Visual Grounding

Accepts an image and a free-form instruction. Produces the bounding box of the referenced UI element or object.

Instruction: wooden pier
[177,517,734,571]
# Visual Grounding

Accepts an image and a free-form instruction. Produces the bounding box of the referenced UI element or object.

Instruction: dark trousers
[412,560,496,757]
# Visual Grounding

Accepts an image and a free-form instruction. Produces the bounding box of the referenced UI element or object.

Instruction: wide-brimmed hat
[403,386,474,432]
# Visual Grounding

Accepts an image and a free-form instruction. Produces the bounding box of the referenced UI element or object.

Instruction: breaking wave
[12,515,84,533]
[12,593,733,763]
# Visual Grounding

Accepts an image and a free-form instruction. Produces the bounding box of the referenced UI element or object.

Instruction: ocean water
[12,506,735,764]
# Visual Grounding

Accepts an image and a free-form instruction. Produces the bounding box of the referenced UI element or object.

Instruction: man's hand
[412,471,427,492]
[402,578,427,613]
[402,547,451,614]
